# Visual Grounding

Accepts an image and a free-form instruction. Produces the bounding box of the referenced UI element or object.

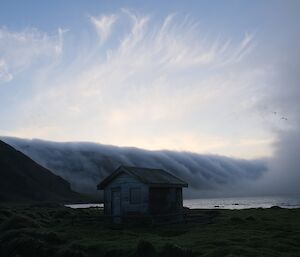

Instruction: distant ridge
[0,140,82,203]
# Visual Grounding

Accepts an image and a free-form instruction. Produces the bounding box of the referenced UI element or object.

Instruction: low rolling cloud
[2,137,267,198]
[259,4,300,196]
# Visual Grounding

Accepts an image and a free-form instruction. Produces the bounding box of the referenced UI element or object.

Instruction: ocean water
[65,203,103,209]
[183,196,300,209]
[66,196,300,209]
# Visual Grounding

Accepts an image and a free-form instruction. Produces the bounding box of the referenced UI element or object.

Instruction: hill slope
[0,140,82,203]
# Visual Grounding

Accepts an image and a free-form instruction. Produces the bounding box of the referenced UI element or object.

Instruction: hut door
[111,188,121,223]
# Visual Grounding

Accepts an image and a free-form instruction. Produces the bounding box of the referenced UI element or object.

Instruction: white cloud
[0,27,64,83]
[223,32,255,65]
[3,11,272,158]
[0,59,13,83]
[90,14,117,43]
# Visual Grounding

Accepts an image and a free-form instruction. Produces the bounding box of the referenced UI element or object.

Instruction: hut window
[130,188,141,204]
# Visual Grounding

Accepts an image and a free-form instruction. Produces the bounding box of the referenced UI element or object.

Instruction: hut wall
[104,172,149,216]
[149,187,183,215]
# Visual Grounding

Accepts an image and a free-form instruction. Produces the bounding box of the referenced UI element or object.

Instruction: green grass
[0,204,299,257]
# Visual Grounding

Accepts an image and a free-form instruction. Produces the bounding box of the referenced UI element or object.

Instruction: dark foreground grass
[0,204,299,257]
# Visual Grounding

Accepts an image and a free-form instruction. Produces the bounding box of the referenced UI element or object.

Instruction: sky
[0,0,299,160]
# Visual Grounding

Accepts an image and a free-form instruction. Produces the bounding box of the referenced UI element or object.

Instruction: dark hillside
[0,140,82,203]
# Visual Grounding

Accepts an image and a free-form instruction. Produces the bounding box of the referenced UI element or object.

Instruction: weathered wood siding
[149,187,183,214]
[104,172,149,216]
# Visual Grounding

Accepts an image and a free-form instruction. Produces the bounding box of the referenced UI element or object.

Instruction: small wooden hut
[97,166,188,223]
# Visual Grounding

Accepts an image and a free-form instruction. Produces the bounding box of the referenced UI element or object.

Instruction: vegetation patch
[133,240,157,257]
[0,214,39,231]
[0,206,299,257]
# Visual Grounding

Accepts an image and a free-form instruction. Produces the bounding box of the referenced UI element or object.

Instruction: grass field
[0,204,299,257]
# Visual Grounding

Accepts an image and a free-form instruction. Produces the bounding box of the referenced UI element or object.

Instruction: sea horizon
[66,195,300,210]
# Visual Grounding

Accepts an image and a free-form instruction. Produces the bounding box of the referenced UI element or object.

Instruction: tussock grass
[0,206,299,257]
[0,214,39,231]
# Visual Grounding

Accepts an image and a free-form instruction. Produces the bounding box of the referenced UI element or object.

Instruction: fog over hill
[1,137,267,198]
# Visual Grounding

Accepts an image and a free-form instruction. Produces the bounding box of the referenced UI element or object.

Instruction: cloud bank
[259,4,300,196]
[2,137,267,198]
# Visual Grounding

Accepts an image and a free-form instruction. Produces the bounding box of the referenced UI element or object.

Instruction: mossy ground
[0,204,299,257]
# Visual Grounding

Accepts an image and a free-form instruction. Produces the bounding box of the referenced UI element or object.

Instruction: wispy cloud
[1,10,271,158]
[0,27,64,84]
[90,14,117,43]
[0,59,13,83]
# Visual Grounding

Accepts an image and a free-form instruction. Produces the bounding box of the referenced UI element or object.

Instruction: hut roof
[97,165,188,189]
